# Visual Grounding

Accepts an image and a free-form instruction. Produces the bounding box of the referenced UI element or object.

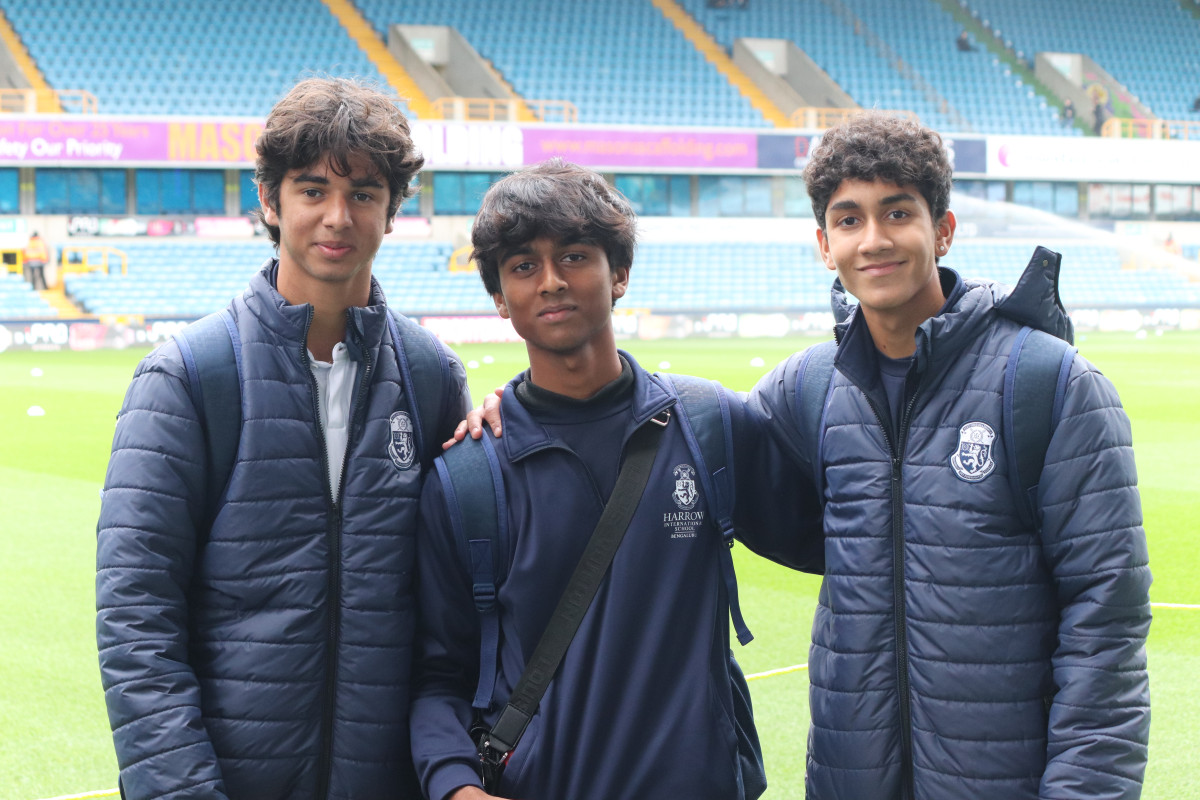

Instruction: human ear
[611,265,630,300]
[934,210,957,256]
[816,227,836,271]
[492,293,510,319]
[258,181,278,226]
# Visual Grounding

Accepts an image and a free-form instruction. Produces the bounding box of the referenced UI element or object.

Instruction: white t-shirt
[309,342,357,502]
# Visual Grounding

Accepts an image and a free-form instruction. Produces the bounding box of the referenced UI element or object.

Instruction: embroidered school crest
[388,411,416,470]
[672,464,699,510]
[950,420,996,482]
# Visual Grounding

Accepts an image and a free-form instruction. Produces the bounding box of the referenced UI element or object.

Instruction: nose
[537,260,567,294]
[858,217,891,254]
[323,193,352,229]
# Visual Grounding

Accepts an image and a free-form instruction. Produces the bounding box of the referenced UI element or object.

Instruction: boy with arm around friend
[409,159,821,800]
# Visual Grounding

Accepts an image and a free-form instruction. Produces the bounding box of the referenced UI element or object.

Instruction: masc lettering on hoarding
[168,122,264,163]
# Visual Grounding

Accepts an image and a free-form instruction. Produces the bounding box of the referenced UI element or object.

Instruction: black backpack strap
[387,308,450,469]
[435,432,510,711]
[174,308,242,528]
[795,340,838,499]
[479,412,670,778]
[1003,326,1076,531]
[664,374,752,646]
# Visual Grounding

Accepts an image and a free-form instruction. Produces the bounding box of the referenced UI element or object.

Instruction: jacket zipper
[892,386,921,800]
[310,313,373,800]
[848,370,921,800]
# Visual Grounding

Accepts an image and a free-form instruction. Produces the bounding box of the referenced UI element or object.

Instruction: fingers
[442,419,471,450]
[480,389,503,437]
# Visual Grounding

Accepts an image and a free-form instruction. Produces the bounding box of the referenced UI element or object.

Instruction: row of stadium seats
[44,239,1200,321]
[0,271,57,317]
[2,0,400,118]
[961,0,1200,122]
[4,0,1197,131]
[677,0,1072,135]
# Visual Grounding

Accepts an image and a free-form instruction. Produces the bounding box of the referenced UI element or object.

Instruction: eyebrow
[291,173,384,189]
[828,192,918,212]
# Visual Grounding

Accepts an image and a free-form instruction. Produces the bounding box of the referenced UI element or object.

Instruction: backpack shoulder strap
[173,308,242,528]
[662,373,752,646]
[795,340,838,499]
[435,432,509,711]
[1003,326,1076,531]
[387,308,451,470]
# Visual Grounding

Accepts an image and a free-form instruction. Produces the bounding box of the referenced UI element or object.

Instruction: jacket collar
[241,258,391,356]
[832,267,996,386]
[498,349,675,462]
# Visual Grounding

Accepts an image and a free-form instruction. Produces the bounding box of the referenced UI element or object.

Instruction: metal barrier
[0,88,98,114]
[59,245,127,276]
[789,107,918,129]
[434,97,578,123]
[1101,117,1200,140]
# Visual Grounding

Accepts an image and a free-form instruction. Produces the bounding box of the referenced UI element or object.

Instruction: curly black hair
[804,112,953,230]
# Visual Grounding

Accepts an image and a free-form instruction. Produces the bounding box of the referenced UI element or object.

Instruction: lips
[315,242,353,258]
[538,304,576,321]
[859,261,902,277]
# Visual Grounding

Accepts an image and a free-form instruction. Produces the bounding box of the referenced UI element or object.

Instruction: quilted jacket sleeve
[740,353,826,572]
[409,471,488,800]
[1036,355,1151,800]
[726,382,824,573]
[95,342,230,800]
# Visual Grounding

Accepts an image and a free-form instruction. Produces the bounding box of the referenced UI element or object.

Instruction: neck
[862,271,945,358]
[526,341,623,400]
[275,261,372,363]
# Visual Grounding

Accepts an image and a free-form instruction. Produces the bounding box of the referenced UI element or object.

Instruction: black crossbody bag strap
[477,409,671,781]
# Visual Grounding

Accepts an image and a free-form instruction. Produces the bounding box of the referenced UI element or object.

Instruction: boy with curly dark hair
[751,111,1151,799]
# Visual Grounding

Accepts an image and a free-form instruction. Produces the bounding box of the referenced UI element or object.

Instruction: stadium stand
[961,0,1200,123]
[0,0,401,117]
[675,0,1069,135]
[353,0,769,128]
[0,270,58,317]
[59,240,497,317]
[51,237,1200,320]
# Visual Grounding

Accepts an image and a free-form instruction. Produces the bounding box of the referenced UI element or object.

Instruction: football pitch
[1,331,1197,799]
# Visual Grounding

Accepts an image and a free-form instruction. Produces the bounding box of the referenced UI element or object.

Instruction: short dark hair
[471,159,637,297]
[804,112,953,231]
[255,77,424,246]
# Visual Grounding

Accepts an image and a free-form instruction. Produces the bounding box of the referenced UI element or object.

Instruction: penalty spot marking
[747,663,807,681]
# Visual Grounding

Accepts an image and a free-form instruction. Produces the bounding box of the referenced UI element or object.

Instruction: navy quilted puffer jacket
[751,268,1151,799]
[96,262,470,800]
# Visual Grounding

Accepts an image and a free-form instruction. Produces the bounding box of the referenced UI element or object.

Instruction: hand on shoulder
[442,386,505,449]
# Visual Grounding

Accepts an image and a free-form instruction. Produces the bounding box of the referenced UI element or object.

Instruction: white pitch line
[1151,602,1200,609]
[747,663,808,681]
[33,791,119,800]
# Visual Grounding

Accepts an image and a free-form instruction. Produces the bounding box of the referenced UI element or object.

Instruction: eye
[302,188,322,198]
[353,191,374,202]
[834,214,859,227]
[562,252,588,263]
[887,209,910,220]
[509,260,534,274]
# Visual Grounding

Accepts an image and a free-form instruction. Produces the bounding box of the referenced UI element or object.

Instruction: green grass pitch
[1,331,1196,799]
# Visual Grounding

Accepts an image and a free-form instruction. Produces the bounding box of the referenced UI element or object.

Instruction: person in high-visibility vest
[22,232,49,290]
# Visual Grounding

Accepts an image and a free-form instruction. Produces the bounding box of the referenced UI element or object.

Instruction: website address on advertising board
[534,136,751,161]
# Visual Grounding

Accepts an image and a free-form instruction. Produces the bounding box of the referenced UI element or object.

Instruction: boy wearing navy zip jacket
[750,113,1151,799]
[96,79,471,800]
[409,160,821,800]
